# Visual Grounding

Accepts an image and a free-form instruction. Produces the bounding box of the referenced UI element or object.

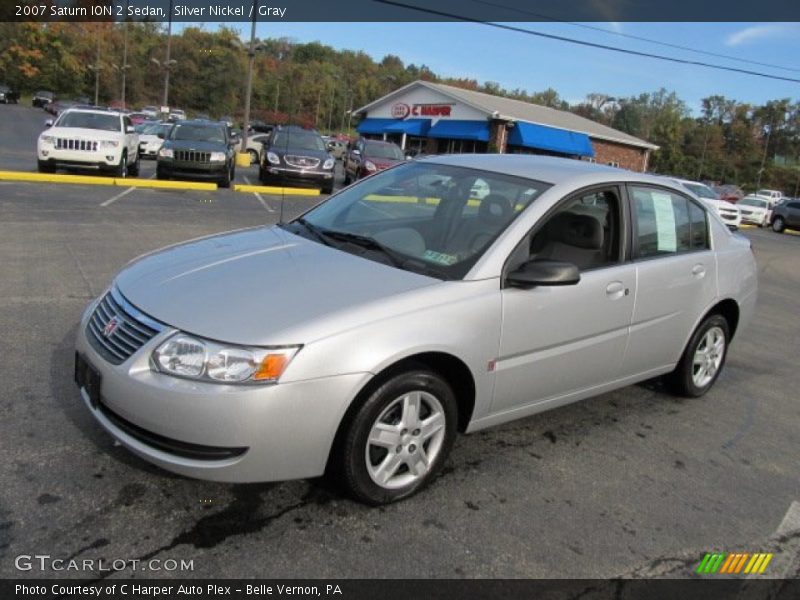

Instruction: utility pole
[240,0,258,154]
[163,0,173,107]
[87,28,102,106]
[755,116,773,194]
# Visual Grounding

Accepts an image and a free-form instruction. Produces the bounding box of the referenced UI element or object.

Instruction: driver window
[525,188,622,272]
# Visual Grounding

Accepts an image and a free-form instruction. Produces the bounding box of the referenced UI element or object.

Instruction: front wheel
[321,183,334,195]
[113,152,128,178]
[336,369,457,505]
[666,314,730,397]
[128,152,140,177]
[37,160,55,173]
[772,217,785,233]
[218,164,233,188]
[248,150,259,165]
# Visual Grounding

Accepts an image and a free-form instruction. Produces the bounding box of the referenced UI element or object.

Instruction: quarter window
[632,186,707,258]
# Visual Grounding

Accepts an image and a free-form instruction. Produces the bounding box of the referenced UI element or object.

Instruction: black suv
[0,84,19,104]
[259,126,335,194]
[33,90,54,108]
[156,120,236,187]
[770,199,800,234]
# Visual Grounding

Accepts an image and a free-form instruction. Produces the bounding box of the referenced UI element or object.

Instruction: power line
[374,0,800,85]
[465,0,800,74]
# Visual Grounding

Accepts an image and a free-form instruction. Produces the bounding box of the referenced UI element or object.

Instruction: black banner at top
[1,0,800,23]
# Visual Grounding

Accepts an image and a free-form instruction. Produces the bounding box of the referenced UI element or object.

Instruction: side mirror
[126,125,134,133]
[156,132,165,139]
[506,259,580,288]
[44,119,53,128]
[352,149,361,157]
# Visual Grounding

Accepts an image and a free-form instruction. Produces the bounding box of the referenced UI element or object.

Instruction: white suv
[671,178,742,230]
[37,108,140,177]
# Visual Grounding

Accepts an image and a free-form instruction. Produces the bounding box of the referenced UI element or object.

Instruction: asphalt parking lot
[1,104,799,580]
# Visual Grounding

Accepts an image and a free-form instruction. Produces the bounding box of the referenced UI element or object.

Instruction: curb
[233,184,320,196]
[0,170,217,190]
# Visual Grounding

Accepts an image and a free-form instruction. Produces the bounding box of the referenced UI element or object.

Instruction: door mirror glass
[352,149,360,156]
[45,119,53,128]
[506,259,580,288]
[125,125,134,133]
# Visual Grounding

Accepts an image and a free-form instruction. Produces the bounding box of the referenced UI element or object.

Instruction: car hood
[139,134,163,144]
[43,127,122,139]
[115,226,438,346]
[164,140,226,152]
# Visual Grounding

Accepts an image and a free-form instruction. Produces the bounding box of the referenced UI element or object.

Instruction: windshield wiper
[284,218,334,247]
[320,230,408,269]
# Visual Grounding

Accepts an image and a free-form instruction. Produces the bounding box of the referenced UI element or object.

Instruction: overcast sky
[212,21,800,113]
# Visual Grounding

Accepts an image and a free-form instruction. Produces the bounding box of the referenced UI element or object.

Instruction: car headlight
[158,147,173,158]
[323,158,335,170]
[40,135,55,144]
[209,151,226,162]
[152,333,301,384]
[364,160,377,172]
[267,151,281,165]
[100,140,119,149]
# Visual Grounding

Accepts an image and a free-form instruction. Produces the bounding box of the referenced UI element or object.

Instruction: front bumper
[139,143,162,158]
[38,144,122,168]
[74,301,369,483]
[740,213,768,225]
[263,166,333,188]
[157,159,229,179]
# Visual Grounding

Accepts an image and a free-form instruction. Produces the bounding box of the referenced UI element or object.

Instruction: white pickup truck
[37,108,140,177]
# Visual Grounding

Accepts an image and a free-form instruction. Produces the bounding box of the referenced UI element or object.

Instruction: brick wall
[591,139,650,172]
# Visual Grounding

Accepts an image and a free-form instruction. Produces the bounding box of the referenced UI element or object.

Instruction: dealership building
[353,80,657,172]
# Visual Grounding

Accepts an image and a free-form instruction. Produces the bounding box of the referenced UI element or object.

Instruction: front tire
[114,152,128,178]
[337,369,457,505]
[666,314,730,398]
[219,164,233,188]
[248,150,259,165]
[772,217,785,233]
[37,160,55,173]
[128,152,140,177]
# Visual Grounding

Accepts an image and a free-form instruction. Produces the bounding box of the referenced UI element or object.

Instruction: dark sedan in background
[259,126,335,193]
[344,138,405,184]
[32,90,54,108]
[156,120,236,188]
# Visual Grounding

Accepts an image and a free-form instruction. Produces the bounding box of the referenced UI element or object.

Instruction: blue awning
[384,119,431,136]
[427,120,490,142]
[356,118,398,135]
[508,122,595,157]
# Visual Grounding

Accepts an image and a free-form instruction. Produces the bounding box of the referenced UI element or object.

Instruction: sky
[213,21,800,115]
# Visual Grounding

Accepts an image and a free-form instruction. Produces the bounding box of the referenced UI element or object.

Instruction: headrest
[548,212,604,250]
[478,193,512,225]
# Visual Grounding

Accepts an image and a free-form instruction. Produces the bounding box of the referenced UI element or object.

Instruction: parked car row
[0,84,20,104]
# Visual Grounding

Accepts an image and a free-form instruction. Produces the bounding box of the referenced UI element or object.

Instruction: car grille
[284,155,320,169]
[740,210,753,216]
[56,138,98,152]
[175,150,211,163]
[86,289,163,365]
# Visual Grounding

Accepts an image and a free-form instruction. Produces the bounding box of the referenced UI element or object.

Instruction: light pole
[327,75,339,132]
[240,0,259,155]
[158,0,174,107]
[87,33,102,107]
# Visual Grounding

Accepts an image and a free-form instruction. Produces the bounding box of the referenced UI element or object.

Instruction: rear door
[786,201,800,228]
[621,185,717,377]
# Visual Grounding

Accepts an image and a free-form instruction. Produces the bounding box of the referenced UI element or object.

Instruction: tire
[336,369,457,505]
[219,164,232,188]
[114,152,128,178]
[258,164,268,184]
[343,170,351,185]
[128,152,140,177]
[666,314,730,398]
[37,160,55,173]
[322,183,334,195]
[156,166,168,180]
[248,150,259,165]
[772,217,785,233]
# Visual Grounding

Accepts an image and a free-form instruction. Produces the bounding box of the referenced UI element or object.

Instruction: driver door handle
[692,264,706,278]
[605,281,628,299]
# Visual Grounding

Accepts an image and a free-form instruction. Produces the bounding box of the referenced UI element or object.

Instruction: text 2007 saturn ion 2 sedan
[75,155,757,504]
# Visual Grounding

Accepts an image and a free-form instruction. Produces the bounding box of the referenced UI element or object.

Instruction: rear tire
[335,369,457,505]
[772,217,785,233]
[666,314,730,398]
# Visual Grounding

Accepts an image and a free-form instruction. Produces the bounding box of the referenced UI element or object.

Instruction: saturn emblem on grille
[103,316,121,338]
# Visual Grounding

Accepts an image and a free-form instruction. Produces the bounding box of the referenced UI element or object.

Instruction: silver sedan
[74,155,757,504]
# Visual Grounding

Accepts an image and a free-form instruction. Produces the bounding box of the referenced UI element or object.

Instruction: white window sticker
[651,193,677,252]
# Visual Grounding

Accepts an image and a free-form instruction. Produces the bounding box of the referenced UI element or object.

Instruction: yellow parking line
[0,170,216,191]
[233,184,319,196]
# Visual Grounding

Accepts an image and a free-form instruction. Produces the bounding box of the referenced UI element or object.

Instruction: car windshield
[683,182,717,199]
[170,124,225,143]
[365,142,404,160]
[740,198,767,208]
[141,123,170,136]
[283,161,550,280]
[56,112,120,132]
[271,131,326,152]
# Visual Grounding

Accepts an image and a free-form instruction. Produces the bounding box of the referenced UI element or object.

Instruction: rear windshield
[56,112,120,132]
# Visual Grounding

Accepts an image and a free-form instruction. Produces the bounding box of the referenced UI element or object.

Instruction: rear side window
[632,186,707,258]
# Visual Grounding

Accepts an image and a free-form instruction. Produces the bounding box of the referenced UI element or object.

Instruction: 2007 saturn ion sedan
[75,155,757,504]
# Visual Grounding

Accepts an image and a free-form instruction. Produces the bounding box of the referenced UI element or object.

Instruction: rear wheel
[772,216,785,233]
[666,314,730,397]
[336,369,457,505]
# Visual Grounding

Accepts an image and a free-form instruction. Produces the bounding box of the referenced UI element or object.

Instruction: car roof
[417,154,675,187]
[173,119,224,127]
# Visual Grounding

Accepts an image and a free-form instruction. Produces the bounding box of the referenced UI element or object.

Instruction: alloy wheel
[692,326,725,388]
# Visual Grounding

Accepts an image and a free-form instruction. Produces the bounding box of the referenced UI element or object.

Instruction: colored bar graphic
[699,552,773,575]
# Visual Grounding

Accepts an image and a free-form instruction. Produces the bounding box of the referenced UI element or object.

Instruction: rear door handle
[692,264,706,278]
